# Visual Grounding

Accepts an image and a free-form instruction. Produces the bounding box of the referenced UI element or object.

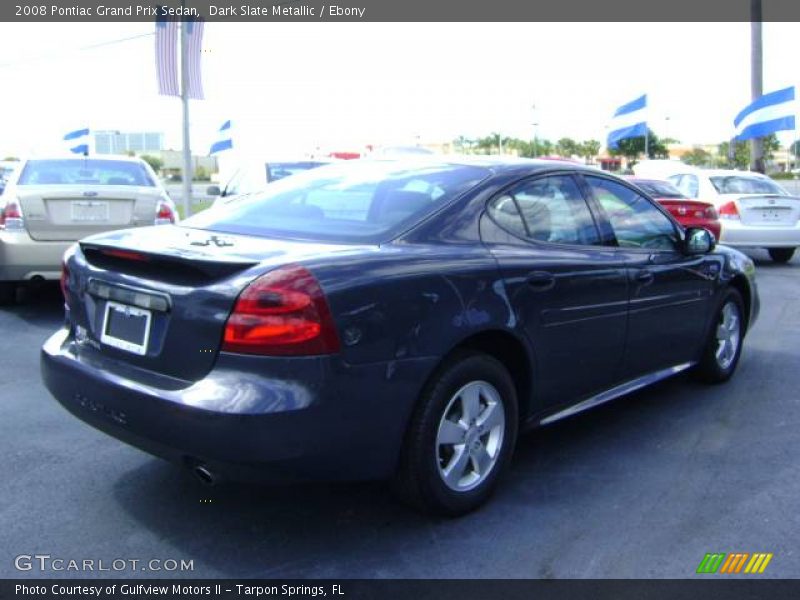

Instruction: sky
[1,21,799,161]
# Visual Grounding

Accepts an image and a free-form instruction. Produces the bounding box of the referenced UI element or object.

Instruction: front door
[582,175,716,378]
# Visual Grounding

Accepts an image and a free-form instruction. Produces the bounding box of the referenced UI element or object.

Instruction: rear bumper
[41,328,437,483]
[719,220,800,248]
[0,231,71,281]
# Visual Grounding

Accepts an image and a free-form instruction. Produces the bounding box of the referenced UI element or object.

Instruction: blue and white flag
[734,86,796,141]
[607,94,647,149]
[209,120,233,154]
[64,127,90,155]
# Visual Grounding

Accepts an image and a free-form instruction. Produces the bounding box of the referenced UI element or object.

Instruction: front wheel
[767,247,795,263]
[694,288,745,384]
[392,352,519,516]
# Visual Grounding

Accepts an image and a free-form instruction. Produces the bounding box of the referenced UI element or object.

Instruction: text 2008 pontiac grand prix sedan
[41,157,759,515]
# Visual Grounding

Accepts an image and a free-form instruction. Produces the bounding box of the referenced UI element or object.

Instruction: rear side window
[634,180,686,199]
[185,161,489,243]
[266,161,328,183]
[586,176,678,250]
[18,159,155,186]
[487,175,600,245]
[709,175,787,195]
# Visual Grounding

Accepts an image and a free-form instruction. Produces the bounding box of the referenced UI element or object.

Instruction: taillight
[155,201,176,225]
[0,199,24,229]
[60,260,70,302]
[704,205,719,219]
[718,201,739,220]
[101,248,150,262]
[222,265,340,356]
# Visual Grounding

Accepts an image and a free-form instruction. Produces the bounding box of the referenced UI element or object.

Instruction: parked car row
[633,162,800,263]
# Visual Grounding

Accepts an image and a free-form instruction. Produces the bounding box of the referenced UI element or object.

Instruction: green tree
[578,140,601,162]
[718,139,750,169]
[2,156,19,161]
[555,137,579,158]
[762,133,780,161]
[140,154,164,174]
[609,129,669,163]
[683,147,713,167]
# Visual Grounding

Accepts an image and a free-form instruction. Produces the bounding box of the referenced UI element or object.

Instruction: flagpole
[180,17,192,219]
[644,128,649,158]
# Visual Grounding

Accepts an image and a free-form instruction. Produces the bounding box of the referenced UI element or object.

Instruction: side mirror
[206,185,221,196]
[684,227,715,255]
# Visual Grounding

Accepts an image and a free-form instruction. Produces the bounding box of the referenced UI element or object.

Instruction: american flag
[155,11,179,97]
[184,18,205,100]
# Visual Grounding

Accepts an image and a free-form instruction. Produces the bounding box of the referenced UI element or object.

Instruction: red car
[627,177,721,241]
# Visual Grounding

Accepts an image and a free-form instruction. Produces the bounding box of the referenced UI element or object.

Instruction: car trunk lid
[724,194,800,226]
[69,226,369,381]
[17,185,161,241]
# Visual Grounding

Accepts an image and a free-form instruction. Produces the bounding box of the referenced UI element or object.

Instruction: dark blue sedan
[41,157,759,515]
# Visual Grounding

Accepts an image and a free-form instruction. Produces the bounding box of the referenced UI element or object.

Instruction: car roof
[700,169,770,178]
[364,154,602,176]
[21,154,148,164]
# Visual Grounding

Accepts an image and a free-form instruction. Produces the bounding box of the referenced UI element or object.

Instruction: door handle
[634,269,654,285]
[527,271,555,291]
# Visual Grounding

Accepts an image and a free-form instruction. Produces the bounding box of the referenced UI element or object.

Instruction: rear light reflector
[222,265,340,356]
[0,199,24,230]
[155,201,176,225]
[718,201,740,220]
[101,248,151,262]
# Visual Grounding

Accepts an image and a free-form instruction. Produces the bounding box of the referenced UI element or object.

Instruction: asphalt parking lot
[1,250,798,579]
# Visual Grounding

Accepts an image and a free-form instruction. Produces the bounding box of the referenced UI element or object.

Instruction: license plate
[71,200,109,222]
[100,301,151,355]
[760,209,786,221]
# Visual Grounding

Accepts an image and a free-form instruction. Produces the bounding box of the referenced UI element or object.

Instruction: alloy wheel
[435,380,506,492]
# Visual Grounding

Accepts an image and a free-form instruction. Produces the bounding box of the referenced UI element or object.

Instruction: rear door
[582,174,716,378]
[482,173,629,408]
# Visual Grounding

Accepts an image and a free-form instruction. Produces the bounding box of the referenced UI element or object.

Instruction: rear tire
[693,288,745,384]
[767,247,795,263]
[392,351,519,516]
[0,282,16,306]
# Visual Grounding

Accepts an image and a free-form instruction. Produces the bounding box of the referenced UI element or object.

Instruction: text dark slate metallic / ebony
[41,157,760,515]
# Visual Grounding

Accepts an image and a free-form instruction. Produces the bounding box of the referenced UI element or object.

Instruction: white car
[0,155,177,303]
[666,168,800,263]
[209,159,331,205]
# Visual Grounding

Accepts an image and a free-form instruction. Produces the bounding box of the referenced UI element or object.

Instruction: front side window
[17,159,155,186]
[586,176,678,251]
[487,175,600,245]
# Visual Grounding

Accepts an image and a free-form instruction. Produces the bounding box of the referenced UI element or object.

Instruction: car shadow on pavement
[109,371,715,578]
[1,282,64,326]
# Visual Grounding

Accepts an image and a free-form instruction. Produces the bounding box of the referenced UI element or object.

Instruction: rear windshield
[18,159,155,186]
[633,180,686,199]
[184,161,489,243]
[709,175,787,196]
[266,161,328,183]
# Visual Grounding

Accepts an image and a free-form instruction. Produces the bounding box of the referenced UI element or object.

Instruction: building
[94,130,164,155]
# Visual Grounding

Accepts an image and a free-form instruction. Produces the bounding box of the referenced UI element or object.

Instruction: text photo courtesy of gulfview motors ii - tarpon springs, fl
[2,0,800,596]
